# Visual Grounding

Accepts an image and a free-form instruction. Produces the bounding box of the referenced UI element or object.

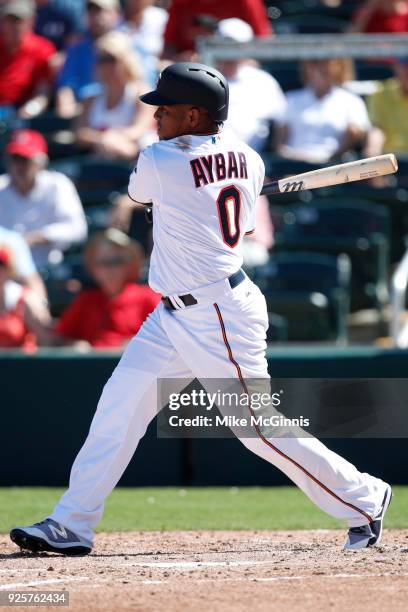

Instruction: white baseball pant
[50,274,387,545]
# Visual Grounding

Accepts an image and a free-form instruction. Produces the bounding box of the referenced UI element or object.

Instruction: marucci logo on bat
[281,180,305,192]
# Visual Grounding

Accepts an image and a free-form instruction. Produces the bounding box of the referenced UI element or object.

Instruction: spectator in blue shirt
[55,0,120,118]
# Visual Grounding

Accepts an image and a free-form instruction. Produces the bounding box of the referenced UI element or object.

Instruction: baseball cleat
[10,518,92,556]
[344,484,392,550]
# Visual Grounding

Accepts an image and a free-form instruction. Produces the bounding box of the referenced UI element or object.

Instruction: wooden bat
[260,154,398,196]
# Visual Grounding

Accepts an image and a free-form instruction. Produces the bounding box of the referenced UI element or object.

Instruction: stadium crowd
[0,0,408,349]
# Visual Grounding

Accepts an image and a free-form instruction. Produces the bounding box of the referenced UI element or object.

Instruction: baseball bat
[260,154,398,196]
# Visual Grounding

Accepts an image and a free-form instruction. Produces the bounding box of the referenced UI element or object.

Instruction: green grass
[1,487,407,533]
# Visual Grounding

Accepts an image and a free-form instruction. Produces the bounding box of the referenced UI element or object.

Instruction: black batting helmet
[140,62,229,122]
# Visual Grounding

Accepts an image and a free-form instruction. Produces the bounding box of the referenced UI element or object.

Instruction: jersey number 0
[216,185,241,248]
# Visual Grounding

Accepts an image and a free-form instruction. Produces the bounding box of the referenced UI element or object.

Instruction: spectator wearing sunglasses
[75,31,155,159]
[54,229,160,349]
[55,0,120,118]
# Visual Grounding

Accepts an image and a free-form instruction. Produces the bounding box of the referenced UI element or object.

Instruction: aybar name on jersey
[190,152,248,188]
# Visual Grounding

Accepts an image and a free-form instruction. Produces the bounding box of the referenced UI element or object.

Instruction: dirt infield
[1,530,408,611]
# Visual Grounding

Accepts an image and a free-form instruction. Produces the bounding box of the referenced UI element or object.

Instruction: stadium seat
[310,186,408,263]
[50,156,86,179]
[261,153,322,180]
[355,61,394,82]
[85,203,112,233]
[51,158,132,207]
[25,112,73,134]
[269,200,391,312]
[260,61,301,92]
[24,112,77,160]
[74,160,131,195]
[253,251,351,343]
[77,188,119,208]
[395,155,408,189]
[266,311,289,343]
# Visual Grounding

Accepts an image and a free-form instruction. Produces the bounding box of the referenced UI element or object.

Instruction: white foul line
[0,577,90,590]
[0,569,41,573]
[138,571,408,586]
[123,560,271,569]
[251,572,408,582]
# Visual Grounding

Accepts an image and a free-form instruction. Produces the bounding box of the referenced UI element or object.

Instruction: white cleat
[344,484,392,551]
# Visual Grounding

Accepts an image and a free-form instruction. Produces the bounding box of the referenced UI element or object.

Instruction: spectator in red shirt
[54,229,161,349]
[162,0,272,60]
[0,0,56,118]
[350,0,408,34]
[0,246,51,350]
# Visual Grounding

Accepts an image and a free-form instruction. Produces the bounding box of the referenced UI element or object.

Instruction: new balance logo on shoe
[49,524,68,540]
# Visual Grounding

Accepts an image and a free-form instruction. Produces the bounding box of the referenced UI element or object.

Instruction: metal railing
[198,33,408,64]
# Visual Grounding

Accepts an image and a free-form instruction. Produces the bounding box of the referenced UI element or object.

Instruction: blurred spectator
[34,0,79,50]
[75,31,155,160]
[216,19,286,152]
[0,130,87,269]
[366,58,408,155]
[0,0,56,118]
[162,0,272,60]
[119,0,168,85]
[276,59,370,163]
[54,229,160,349]
[56,0,120,118]
[241,195,274,267]
[0,246,51,349]
[0,226,47,299]
[120,0,167,57]
[350,0,408,33]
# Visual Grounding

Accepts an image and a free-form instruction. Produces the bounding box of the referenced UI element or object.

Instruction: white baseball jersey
[128,130,265,295]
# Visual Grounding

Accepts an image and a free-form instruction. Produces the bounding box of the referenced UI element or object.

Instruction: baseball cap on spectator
[0,0,35,19]
[6,130,48,162]
[217,18,253,43]
[87,0,120,9]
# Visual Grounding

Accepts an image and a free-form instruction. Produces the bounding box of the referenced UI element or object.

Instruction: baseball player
[10,63,391,556]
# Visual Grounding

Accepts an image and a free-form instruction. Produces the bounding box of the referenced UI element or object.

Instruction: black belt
[162,269,245,311]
